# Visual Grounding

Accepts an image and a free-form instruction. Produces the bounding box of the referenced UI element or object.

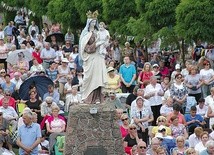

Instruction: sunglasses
[204,63,210,66]
[122,118,128,121]
[0,72,5,74]
[129,127,136,130]
[139,146,147,149]
[158,120,165,122]
[158,129,166,132]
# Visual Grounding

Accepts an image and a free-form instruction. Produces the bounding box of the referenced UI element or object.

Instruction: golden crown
[86,10,99,19]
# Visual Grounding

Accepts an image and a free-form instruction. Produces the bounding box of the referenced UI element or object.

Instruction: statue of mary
[79,11,108,104]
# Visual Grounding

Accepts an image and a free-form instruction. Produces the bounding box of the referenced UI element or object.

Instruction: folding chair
[16,103,26,116]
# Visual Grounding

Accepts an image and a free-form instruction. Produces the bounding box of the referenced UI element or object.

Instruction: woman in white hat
[106,66,121,93]
[57,58,71,97]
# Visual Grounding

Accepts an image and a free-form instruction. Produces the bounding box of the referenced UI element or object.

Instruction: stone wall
[64,103,125,155]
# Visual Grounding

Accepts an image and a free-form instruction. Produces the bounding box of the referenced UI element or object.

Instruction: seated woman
[30,59,45,74]
[25,90,42,123]
[120,114,129,139]
[64,85,82,112]
[185,148,198,155]
[123,124,142,155]
[155,146,168,155]
[194,131,209,153]
[172,136,188,155]
[16,51,29,74]
[0,110,15,154]
[105,67,121,93]
[166,103,186,126]
[1,74,16,94]
[40,96,58,117]
[170,115,188,140]
[64,75,73,101]
[151,116,171,138]
[46,106,66,154]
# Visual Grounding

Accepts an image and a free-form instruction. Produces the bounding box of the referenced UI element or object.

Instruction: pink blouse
[120,125,128,138]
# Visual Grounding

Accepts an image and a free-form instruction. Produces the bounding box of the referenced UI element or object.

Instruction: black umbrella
[45,32,64,43]
[19,75,54,100]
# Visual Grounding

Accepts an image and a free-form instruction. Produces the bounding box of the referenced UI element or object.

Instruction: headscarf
[79,18,99,64]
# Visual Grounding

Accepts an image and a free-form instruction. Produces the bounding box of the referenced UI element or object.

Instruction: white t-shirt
[200,69,214,85]
[196,105,208,117]
[45,118,65,133]
[55,50,64,61]
[144,83,164,106]
[64,82,72,97]
[194,142,206,153]
[68,53,78,68]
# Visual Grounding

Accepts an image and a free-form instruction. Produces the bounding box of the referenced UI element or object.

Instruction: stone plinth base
[64,103,125,155]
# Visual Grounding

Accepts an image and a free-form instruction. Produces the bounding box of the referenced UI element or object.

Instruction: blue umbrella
[19,75,54,100]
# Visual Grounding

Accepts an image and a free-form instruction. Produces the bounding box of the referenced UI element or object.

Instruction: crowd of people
[0,10,213,155]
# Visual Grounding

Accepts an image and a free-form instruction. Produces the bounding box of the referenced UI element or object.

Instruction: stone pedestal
[64,103,125,155]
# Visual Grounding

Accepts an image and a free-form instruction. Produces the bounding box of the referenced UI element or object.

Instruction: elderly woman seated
[0,110,15,154]
[151,116,171,138]
[45,105,66,154]
[64,85,82,112]
[123,124,142,154]
[41,96,58,117]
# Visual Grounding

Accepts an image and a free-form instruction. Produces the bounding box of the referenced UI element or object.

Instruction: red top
[120,125,129,138]
[32,51,43,64]
[0,97,16,109]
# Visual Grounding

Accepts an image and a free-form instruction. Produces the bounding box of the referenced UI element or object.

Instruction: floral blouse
[170,123,186,138]
[131,106,153,129]
[170,83,188,107]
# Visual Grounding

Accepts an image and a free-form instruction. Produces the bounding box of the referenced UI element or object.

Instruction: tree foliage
[1,0,214,48]
[176,0,214,42]
[73,0,103,23]
[47,0,81,32]
[102,0,138,35]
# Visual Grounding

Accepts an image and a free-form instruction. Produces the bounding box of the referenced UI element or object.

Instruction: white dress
[79,19,107,101]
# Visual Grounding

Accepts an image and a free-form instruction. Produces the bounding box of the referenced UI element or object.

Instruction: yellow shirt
[152,126,172,136]
[106,74,121,93]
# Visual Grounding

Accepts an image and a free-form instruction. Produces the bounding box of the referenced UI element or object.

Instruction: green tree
[25,0,50,17]
[102,0,138,35]
[47,0,82,32]
[176,0,214,43]
[73,0,103,23]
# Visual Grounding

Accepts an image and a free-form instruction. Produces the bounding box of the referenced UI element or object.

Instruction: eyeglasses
[139,146,147,149]
[129,127,136,130]
[122,118,128,121]
[176,76,182,79]
[5,94,10,96]
[204,63,210,66]
[0,72,5,74]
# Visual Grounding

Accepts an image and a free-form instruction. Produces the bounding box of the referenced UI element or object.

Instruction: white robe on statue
[79,18,107,101]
